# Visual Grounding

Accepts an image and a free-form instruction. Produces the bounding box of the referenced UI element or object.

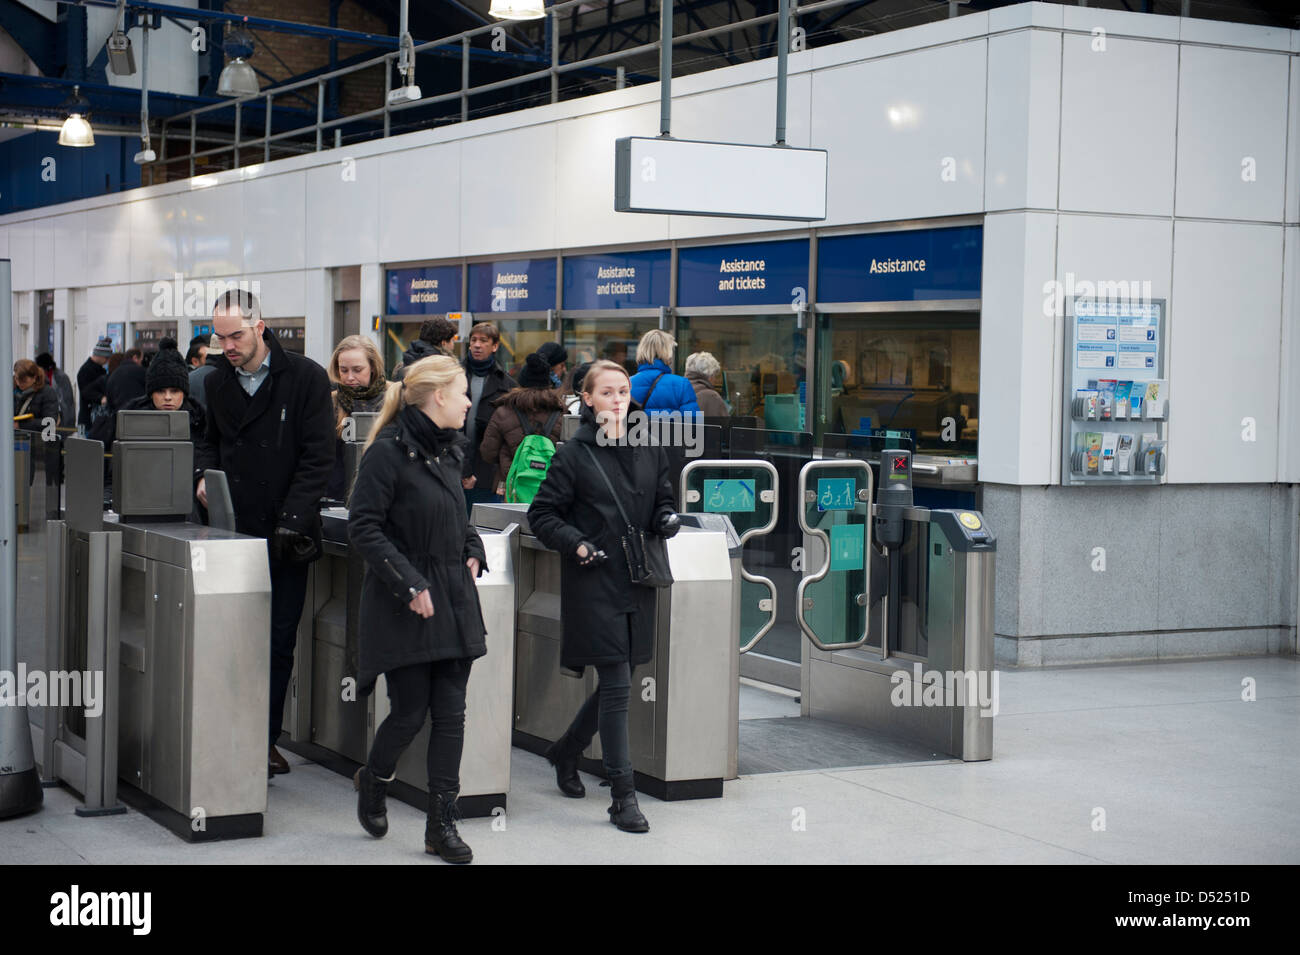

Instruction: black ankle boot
[426,790,473,864]
[353,766,388,838]
[544,733,586,798]
[607,773,649,833]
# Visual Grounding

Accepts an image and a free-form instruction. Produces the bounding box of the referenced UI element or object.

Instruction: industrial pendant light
[217,26,260,97]
[58,85,95,147]
[488,0,546,20]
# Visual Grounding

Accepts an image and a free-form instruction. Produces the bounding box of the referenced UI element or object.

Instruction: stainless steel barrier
[473,502,736,799]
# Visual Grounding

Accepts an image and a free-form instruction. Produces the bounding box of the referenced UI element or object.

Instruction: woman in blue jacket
[628,330,700,417]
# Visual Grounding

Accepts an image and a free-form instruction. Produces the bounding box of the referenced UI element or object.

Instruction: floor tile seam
[997,693,1300,718]
[817,771,1118,864]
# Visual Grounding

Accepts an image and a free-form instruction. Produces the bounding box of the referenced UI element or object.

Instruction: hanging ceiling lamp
[217,26,260,97]
[488,0,546,20]
[58,85,95,147]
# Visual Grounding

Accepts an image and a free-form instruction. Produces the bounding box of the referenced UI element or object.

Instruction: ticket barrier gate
[277,415,516,818]
[681,450,996,763]
[472,502,738,800]
[40,414,271,840]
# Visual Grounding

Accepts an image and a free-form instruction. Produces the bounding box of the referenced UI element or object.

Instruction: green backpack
[505,409,562,504]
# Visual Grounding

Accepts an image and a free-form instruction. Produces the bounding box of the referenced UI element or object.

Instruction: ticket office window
[675,314,807,429]
[490,318,553,380]
[815,312,979,454]
[382,319,423,374]
[562,315,662,380]
[265,318,306,355]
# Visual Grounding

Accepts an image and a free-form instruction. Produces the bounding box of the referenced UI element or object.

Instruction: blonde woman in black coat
[347,355,488,863]
[527,359,679,832]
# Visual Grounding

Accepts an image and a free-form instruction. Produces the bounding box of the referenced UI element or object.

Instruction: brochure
[1100,433,1118,473]
[1115,433,1135,474]
[1097,380,1116,421]
[1144,379,1167,419]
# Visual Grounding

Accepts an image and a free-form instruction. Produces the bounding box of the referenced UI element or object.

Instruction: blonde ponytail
[363,354,464,453]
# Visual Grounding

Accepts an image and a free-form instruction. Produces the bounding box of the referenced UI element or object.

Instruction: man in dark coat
[76,336,112,430]
[194,291,334,776]
[392,317,457,381]
[460,322,516,515]
[188,335,222,411]
[105,347,147,411]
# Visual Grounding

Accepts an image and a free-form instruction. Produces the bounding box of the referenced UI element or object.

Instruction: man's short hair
[189,334,209,348]
[185,343,207,365]
[212,288,262,325]
[125,347,142,361]
[468,321,499,344]
[419,317,458,346]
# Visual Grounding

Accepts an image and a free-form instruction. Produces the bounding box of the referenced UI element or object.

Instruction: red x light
[892,457,908,471]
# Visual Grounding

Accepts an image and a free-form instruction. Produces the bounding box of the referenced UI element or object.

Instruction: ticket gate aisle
[40,416,271,841]
[681,450,996,766]
[471,502,738,800]
[277,506,517,818]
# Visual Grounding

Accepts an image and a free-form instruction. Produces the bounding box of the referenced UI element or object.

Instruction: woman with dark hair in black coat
[526,359,679,833]
[347,354,488,864]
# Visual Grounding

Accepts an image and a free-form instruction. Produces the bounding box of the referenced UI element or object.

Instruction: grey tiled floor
[5,656,1297,864]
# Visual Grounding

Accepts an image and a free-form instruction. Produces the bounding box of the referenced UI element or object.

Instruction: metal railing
[155,0,929,180]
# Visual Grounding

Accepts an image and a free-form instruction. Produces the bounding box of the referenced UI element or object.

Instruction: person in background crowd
[393,317,458,381]
[684,351,729,418]
[13,359,61,485]
[105,347,147,412]
[326,335,394,501]
[77,337,112,432]
[478,350,567,498]
[106,351,125,376]
[527,359,679,834]
[629,330,700,418]
[194,290,334,778]
[535,341,567,389]
[188,334,223,411]
[348,355,488,864]
[186,336,209,370]
[565,360,593,414]
[35,353,75,428]
[604,340,635,376]
[460,322,516,517]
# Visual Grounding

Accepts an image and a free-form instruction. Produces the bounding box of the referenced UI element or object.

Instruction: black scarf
[400,403,462,458]
[467,354,497,377]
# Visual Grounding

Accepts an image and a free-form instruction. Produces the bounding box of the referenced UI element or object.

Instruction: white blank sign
[615,137,827,221]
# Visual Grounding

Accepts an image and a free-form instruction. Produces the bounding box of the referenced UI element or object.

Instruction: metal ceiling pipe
[659,0,672,136]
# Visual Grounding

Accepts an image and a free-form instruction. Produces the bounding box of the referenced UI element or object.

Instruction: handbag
[580,442,673,589]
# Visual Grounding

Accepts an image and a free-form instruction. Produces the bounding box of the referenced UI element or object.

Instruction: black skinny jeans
[564,654,633,781]
[368,658,473,793]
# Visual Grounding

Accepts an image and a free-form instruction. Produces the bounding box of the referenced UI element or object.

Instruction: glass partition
[814,311,979,453]
[675,314,806,426]
[562,315,661,378]
[491,319,554,380]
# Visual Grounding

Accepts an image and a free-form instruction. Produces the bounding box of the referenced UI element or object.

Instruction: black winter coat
[463,361,516,486]
[105,361,146,411]
[16,384,60,431]
[527,411,675,670]
[194,330,334,546]
[77,358,107,428]
[348,410,488,694]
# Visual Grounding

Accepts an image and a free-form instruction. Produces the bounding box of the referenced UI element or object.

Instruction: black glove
[269,526,319,565]
[575,540,607,567]
[654,510,681,539]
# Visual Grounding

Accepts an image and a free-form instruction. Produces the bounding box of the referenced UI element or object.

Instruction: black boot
[544,732,586,798]
[607,773,649,833]
[353,765,389,838]
[426,790,473,864]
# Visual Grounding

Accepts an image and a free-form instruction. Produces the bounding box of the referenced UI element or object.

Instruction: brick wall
[228,0,389,119]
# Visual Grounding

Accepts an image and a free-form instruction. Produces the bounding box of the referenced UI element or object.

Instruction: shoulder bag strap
[542,410,562,438]
[581,442,633,527]
[515,407,534,436]
[641,371,667,408]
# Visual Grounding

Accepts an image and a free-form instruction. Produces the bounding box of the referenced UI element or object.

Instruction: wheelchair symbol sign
[817,478,856,512]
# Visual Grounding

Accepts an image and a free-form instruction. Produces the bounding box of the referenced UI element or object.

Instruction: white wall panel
[1058,35,1178,217]
[243,172,306,273]
[0,225,9,261]
[83,203,132,287]
[243,271,306,319]
[7,219,33,290]
[52,211,86,288]
[32,214,54,288]
[1169,221,1282,483]
[460,124,557,257]
[978,211,1058,485]
[1175,46,1288,222]
[554,102,669,250]
[305,157,380,268]
[1279,227,1300,482]
[1061,6,1179,41]
[183,182,243,278]
[986,29,1062,212]
[129,195,180,284]
[810,40,986,228]
[377,143,461,263]
[1284,57,1299,224]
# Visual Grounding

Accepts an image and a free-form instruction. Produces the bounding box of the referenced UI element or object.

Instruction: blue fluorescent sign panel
[677,239,810,308]
[817,478,856,512]
[563,250,670,310]
[703,479,756,514]
[816,226,982,303]
[468,258,558,313]
[387,266,463,315]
